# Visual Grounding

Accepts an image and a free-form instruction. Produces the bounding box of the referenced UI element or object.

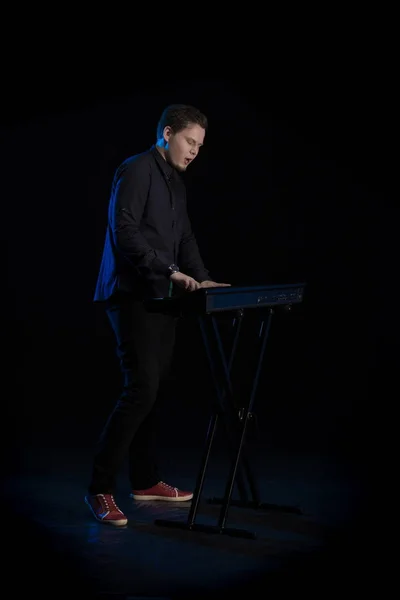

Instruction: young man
[85,104,230,526]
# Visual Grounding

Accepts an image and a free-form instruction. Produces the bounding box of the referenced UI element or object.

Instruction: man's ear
[163,126,173,143]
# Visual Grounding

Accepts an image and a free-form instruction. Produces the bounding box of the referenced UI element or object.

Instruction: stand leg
[155,310,247,534]
[210,313,261,505]
[186,412,218,527]
[213,309,272,533]
[188,312,247,519]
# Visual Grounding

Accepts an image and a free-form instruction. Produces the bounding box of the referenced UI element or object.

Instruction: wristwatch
[167,264,180,277]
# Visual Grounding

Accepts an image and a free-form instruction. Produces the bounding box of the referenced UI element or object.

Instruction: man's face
[164,124,205,172]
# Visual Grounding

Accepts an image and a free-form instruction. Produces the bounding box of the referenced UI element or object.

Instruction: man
[85,104,230,526]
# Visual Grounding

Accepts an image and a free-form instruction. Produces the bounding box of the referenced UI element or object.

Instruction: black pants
[88,296,178,495]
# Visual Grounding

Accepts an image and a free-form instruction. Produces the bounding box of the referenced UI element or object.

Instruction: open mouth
[184,158,191,165]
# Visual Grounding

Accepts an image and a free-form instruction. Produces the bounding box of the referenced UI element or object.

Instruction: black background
[1,43,392,485]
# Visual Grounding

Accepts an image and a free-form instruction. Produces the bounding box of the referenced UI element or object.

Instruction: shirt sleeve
[111,160,170,277]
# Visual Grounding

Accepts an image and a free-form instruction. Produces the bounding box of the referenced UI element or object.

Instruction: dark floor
[2,422,367,599]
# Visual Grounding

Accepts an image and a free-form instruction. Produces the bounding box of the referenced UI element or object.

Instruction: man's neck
[155,144,167,161]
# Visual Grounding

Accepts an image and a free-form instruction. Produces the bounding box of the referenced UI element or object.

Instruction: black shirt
[93,145,210,301]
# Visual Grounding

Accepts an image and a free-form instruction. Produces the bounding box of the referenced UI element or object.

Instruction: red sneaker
[85,494,128,526]
[130,481,193,502]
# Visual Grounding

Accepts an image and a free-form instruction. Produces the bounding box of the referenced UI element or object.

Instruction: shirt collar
[151,145,175,182]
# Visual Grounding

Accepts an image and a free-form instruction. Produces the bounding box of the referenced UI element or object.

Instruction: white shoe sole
[129,493,193,502]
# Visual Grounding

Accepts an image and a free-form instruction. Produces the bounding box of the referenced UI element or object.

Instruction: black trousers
[88,296,178,494]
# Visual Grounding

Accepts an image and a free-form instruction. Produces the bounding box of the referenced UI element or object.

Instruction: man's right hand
[170,272,200,292]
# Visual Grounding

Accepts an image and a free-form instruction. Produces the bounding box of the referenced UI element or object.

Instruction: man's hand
[199,280,231,289]
[170,271,200,292]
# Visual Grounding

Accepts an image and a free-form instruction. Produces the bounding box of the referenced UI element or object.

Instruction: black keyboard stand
[155,305,302,539]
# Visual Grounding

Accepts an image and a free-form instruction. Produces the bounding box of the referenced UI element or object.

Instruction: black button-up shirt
[94,145,210,301]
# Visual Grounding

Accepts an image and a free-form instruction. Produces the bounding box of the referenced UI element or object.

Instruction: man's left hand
[199,280,231,288]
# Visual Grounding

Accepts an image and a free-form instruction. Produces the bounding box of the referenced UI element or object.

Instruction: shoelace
[159,482,177,491]
[99,494,122,513]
